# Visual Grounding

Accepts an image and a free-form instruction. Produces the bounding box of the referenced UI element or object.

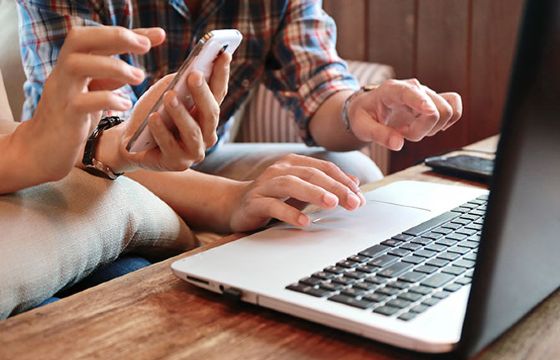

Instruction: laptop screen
[460,0,560,355]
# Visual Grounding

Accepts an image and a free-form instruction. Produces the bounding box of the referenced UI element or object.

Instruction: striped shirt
[17,0,358,145]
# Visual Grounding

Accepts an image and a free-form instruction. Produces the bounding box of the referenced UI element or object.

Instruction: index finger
[61,26,155,56]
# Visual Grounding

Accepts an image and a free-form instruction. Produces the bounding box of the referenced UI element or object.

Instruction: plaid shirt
[17,0,358,145]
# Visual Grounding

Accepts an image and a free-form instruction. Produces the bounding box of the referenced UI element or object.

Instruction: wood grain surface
[2,137,559,360]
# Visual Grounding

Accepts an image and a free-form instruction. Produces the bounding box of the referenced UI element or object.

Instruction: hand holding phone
[127,29,243,153]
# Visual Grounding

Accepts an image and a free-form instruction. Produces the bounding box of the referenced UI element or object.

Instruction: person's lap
[0,168,196,319]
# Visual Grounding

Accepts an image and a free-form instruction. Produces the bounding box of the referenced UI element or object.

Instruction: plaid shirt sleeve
[16,1,137,121]
[264,0,359,145]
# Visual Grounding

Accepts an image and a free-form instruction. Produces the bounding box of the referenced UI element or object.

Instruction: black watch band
[82,116,125,180]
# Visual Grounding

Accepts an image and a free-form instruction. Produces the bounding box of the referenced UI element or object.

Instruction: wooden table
[2,136,560,360]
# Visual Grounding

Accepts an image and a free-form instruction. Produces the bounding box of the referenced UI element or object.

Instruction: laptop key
[403,211,459,237]
[353,281,378,291]
[452,206,471,213]
[362,293,388,303]
[442,266,466,276]
[422,297,441,307]
[399,243,422,251]
[414,265,439,274]
[320,282,345,292]
[398,312,417,321]
[435,239,458,247]
[324,266,346,274]
[300,277,323,286]
[448,246,470,255]
[409,285,433,295]
[466,223,483,231]
[455,277,472,285]
[414,249,437,258]
[442,222,462,230]
[388,248,411,257]
[447,233,468,241]
[432,227,453,235]
[381,239,403,247]
[377,262,413,278]
[458,240,479,249]
[332,276,357,286]
[313,271,335,280]
[463,252,477,261]
[345,270,368,279]
[376,286,400,297]
[386,298,412,309]
[453,259,476,268]
[421,273,454,288]
[368,254,399,268]
[471,209,486,216]
[359,244,389,258]
[432,291,450,299]
[411,304,429,313]
[399,271,427,283]
[347,255,369,263]
[456,228,478,236]
[373,305,400,316]
[287,284,331,298]
[398,291,423,302]
[337,260,358,268]
[437,251,461,261]
[411,237,433,246]
[425,243,446,252]
[401,255,425,265]
[451,218,471,226]
[386,280,411,290]
[356,264,377,274]
[444,283,463,292]
[426,258,449,268]
[392,234,415,242]
[421,232,444,240]
[328,294,373,309]
[341,288,367,298]
[365,275,388,285]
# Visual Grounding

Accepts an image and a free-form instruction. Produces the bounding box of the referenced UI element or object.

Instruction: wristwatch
[82,116,125,180]
[341,84,379,132]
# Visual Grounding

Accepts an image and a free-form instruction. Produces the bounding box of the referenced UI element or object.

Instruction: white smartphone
[127,29,243,153]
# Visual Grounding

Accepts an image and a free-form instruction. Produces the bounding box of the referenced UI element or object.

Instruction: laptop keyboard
[285,195,488,322]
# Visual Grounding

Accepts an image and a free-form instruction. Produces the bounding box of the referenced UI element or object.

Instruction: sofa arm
[232,60,394,173]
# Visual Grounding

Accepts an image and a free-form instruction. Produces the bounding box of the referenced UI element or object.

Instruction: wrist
[95,123,130,174]
[342,84,380,134]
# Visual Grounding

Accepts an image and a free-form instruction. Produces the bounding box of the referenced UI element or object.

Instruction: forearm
[308,90,367,151]
[126,169,245,233]
[0,122,54,194]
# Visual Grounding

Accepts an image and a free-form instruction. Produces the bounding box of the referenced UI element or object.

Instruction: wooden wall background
[323,0,525,172]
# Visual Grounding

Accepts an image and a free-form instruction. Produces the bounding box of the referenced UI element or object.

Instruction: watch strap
[82,116,124,180]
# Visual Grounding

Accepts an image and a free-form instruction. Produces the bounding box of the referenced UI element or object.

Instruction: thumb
[351,108,405,151]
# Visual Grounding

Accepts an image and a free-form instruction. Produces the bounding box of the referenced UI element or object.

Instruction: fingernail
[194,72,203,87]
[346,192,360,209]
[137,36,150,47]
[390,136,404,151]
[322,193,338,207]
[131,67,144,80]
[298,214,310,226]
[358,192,367,206]
[169,94,179,108]
[120,98,132,109]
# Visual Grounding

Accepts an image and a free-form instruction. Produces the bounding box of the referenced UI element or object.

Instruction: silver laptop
[172,0,560,356]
